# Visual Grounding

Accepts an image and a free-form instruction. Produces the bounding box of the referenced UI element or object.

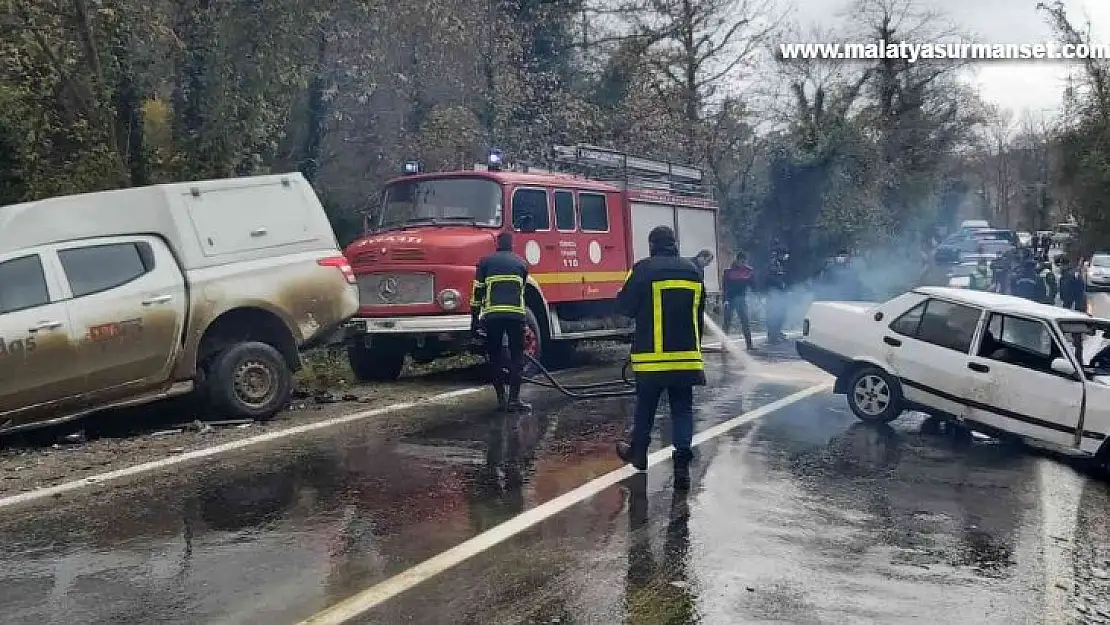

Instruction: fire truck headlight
[437,288,461,311]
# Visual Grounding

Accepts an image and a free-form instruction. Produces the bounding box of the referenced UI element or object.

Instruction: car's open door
[965,312,1082,448]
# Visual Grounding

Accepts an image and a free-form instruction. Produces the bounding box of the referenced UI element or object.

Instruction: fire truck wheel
[347,338,406,382]
[522,308,545,376]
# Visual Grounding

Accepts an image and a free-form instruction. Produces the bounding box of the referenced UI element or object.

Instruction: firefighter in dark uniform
[615,226,705,491]
[471,232,531,412]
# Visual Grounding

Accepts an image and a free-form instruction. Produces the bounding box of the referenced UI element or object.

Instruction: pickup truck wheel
[347,339,406,382]
[208,342,293,420]
[846,367,903,424]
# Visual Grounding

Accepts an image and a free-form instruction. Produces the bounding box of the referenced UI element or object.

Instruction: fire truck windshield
[378,178,502,230]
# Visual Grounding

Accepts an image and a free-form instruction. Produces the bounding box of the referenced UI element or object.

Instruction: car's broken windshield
[1058,320,1110,377]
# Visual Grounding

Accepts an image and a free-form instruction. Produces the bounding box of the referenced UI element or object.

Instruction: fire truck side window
[512,188,550,231]
[554,190,576,231]
[579,193,609,232]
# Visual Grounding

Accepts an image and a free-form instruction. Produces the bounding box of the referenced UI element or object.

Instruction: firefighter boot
[507,385,531,412]
[616,441,648,471]
[494,383,508,412]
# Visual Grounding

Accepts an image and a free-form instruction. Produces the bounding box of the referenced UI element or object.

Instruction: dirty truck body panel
[0,173,358,431]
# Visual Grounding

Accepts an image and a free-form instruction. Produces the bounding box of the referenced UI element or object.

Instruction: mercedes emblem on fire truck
[378,276,399,303]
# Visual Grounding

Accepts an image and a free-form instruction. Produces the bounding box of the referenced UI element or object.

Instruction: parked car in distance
[0,173,359,434]
[934,235,965,264]
[1087,253,1110,292]
[934,231,1014,264]
[969,228,1019,246]
[797,287,1110,465]
[945,262,984,289]
[960,219,990,231]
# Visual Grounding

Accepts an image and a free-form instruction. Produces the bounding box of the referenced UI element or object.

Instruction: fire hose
[515,344,726,400]
[519,353,637,398]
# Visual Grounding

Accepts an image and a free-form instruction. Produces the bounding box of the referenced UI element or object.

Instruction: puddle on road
[0,354,812,625]
[348,391,1044,625]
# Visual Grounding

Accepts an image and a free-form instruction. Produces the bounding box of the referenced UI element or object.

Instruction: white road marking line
[1038,458,1084,624]
[0,386,485,512]
[297,382,831,625]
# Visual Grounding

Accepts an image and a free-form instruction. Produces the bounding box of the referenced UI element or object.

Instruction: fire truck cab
[342,145,721,381]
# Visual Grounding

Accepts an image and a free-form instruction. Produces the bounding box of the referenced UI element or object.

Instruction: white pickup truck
[0,174,359,433]
[797,286,1110,464]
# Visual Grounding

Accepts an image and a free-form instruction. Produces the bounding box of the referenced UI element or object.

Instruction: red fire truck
[341,145,721,380]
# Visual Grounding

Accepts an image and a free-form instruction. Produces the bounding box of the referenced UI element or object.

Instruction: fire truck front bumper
[345,314,473,336]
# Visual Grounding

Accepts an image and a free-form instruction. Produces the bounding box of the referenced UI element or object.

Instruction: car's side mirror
[1051,357,1078,378]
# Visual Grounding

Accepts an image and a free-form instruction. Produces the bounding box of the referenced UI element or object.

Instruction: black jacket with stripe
[472,250,529,322]
[617,248,707,387]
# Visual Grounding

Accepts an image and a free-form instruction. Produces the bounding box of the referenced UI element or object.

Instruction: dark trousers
[630,383,694,461]
[766,288,786,342]
[483,317,524,392]
[722,295,753,347]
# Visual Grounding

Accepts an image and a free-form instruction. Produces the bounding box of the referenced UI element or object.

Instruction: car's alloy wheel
[846,366,903,424]
[853,374,891,416]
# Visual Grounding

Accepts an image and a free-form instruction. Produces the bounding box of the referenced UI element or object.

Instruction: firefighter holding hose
[471,232,531,413]
[614,226,705,491]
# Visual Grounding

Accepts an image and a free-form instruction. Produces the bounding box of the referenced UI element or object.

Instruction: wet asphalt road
[0,339,1107,624]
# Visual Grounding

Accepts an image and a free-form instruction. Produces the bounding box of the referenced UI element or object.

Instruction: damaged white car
[797,286,1110,462]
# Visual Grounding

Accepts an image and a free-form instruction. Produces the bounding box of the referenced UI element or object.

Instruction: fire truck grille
[353,250,379,263]
[358,272,434,306]
[391,247,425,261]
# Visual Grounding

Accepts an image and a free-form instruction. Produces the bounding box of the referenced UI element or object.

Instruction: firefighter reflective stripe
[479,274,525,317]
[470,280,485,305]
[631,279,703,373]
[633,360,704,372]
[630,350,701,362]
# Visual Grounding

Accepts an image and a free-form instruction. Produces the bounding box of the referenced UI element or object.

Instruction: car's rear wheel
[846,366,903,424]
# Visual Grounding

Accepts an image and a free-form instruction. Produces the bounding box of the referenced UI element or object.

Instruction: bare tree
[604,0,784,159]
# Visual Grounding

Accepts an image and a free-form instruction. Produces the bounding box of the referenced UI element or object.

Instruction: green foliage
[1039,0,1110,256]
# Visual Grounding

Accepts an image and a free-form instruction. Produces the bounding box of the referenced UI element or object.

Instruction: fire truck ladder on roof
[549,144,711,199]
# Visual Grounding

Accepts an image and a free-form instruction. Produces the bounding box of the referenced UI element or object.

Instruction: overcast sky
[790,0,1110,118]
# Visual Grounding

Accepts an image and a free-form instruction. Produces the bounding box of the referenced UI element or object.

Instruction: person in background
[1010,259,1042,302]
[764,249,788,344]
[721,251,755,349]
[1039,260,1058,305]
[990,250,1011,294]
[1058,256,1088,312]
[615,226,705,491]
[471,232,531,412]
[968,257,993,291]
[691,250,714,278]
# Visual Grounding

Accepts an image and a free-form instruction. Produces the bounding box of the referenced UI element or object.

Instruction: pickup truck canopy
[0,173,334,269]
